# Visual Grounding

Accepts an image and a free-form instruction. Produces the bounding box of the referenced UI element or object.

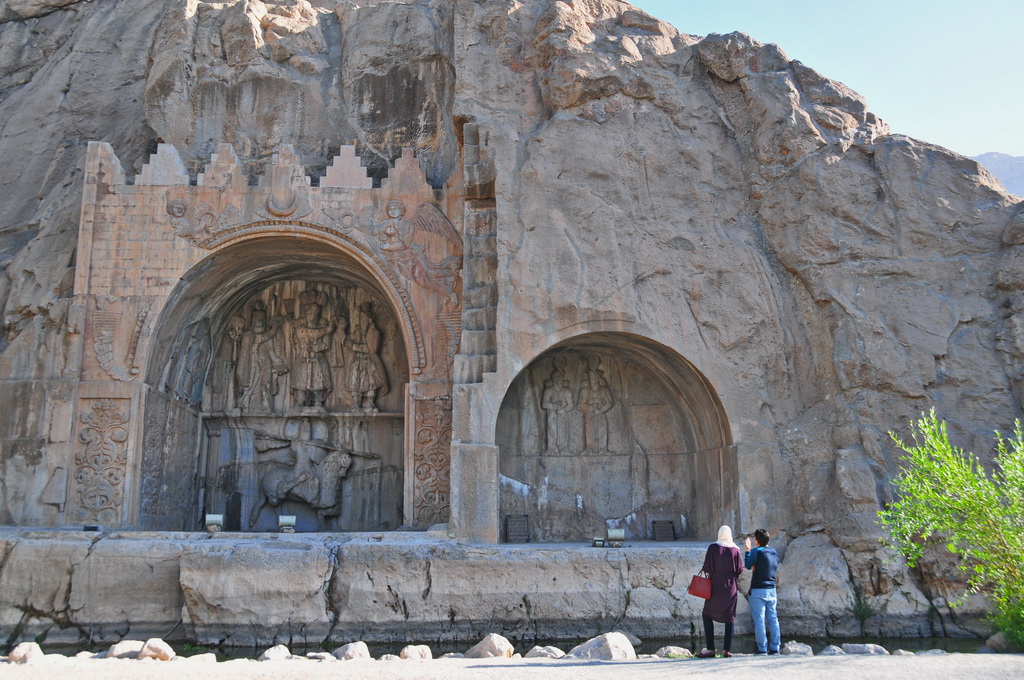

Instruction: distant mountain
[972,152,1024,196]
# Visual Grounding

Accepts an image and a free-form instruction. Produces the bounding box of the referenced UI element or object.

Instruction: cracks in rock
[0,1,89,26]
[421,554,432,600]
[322,542,341,645]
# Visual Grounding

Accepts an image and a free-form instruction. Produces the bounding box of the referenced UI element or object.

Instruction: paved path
[3,653,1021,680]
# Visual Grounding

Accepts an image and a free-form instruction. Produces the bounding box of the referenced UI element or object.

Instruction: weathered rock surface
[399,644,432,659]
[8,640,44,663]
[842,642,889,655]
[258,643,292,661]
[465,633,515,658]
[0,0,1020,647]
[139,638,176,661]
[524,645,565,658]
[106,639,145,659]
[566,632,636,660]
[332,641,371,660]
[781,641,814,656]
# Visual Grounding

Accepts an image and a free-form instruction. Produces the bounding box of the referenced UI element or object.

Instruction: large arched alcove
[495,333,734,542]
[137,236,410,531]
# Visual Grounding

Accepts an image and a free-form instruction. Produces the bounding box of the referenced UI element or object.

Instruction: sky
[630,0,1023,157]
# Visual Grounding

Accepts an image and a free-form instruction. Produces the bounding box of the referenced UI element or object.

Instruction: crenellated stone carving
[72,400,130,525]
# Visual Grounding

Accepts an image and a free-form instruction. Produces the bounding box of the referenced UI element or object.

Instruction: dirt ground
[2,653,1021,680]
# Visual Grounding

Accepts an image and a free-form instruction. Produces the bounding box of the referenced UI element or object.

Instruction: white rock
[654,645,692,658]
[916,649,947,655]
[332,641,372,660]
[441,652,465,658]
[892,649,915,656]
[781,641,813,656]
[306,651,334,661]
[9,641,44,663]
[525,645,565,659]
[841,643,889,655]
[139,638,176,661]
[399,644,432,659]
[182,652,219,662]
[566,632,636,660]
[818,645,845,655]
[379,653,400,660]
[465,633,515,658]
[611,630,642,646]
[107,640,146,659]
[258,644,292,661]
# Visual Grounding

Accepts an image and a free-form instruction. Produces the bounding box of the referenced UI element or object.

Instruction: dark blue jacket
[744,546,779,590]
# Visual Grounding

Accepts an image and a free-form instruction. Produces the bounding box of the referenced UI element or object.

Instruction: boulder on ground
[465,633,515,658]
[892,649,915,656]
[379,653,400,660]
[654,645,693,658]
[566,632,636,660]
[841,643,889,655]
[781,641,813,656]
[332,641,371,660]
[182,652,219,662]
[441,652,466,658]
[611,630,642,646]
[139,638,176,661]
[916,649,947,655]
[818,644,845,656]
[524,645,565,658]
[258,644,292,661]
[985,632,1023,653]
[9,641,44,663]
[306,651,334,661]
[399,644,432,659]
[108,640,146,659]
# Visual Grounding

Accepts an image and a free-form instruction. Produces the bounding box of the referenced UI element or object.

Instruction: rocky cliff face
[1,0,1021,640]
[974,153,1024,197]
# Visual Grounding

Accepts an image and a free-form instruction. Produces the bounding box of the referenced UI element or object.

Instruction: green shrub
[878,409,1024,646]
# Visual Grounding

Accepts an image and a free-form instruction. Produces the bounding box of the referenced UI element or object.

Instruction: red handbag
[688,570,712,599]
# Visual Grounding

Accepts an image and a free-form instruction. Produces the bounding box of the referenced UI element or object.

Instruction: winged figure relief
[353,200,463,305]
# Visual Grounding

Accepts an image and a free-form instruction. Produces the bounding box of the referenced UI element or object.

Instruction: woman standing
[696,525,745,658]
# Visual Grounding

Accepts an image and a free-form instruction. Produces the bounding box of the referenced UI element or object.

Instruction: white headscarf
[716,525,738,549]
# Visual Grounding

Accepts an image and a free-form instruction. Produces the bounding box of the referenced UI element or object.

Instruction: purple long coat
[701,543,744,623]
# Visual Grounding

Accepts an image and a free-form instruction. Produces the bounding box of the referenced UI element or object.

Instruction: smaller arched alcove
[495,333,734,542]
[138,236,410,532]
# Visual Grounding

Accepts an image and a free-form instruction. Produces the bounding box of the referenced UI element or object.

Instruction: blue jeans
[749,587,780,653]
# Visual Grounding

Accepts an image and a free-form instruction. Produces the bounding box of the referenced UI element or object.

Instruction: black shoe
[768,650,780,656]
[696,650,716,658]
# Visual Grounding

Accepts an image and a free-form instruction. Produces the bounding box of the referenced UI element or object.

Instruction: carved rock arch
[138,235,413,531]
[495,332,735,542]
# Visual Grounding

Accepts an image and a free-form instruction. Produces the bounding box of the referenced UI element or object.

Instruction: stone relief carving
[197,281,405,417]
[165,198,242,246]
[578,355,614,453]
[237,303,288,413]
[413,396,452,526]
[352,199,463,306]
[73,399,129,524]
[288,291,337,412]
[162,319,211,406]
[541,356,574,453]
[344,302,388,412]
[92,298,151,381]
[246,418,379,529]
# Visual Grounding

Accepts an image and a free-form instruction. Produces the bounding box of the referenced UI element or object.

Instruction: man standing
[744,528,781,655]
